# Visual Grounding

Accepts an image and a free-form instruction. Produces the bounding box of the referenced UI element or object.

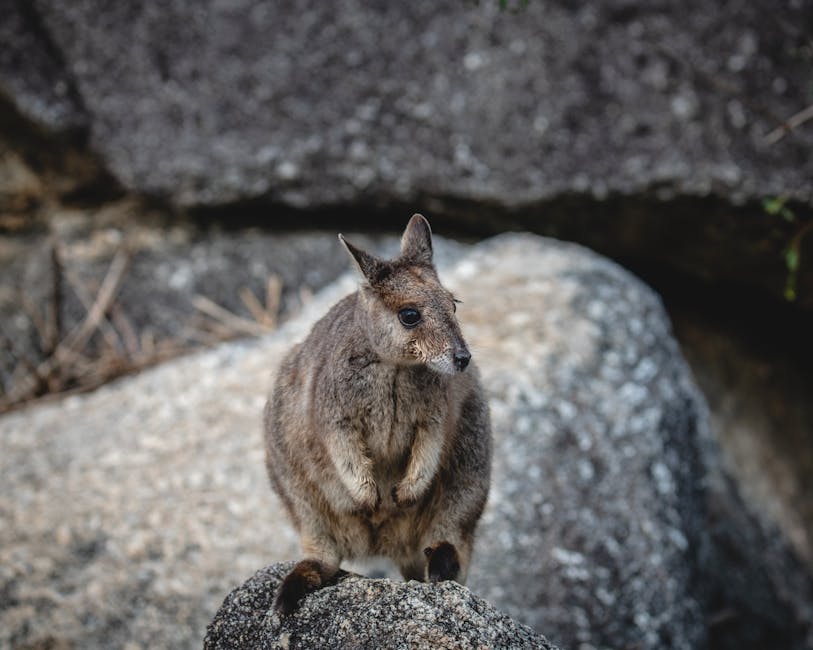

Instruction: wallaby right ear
[339,234,390,285]
[399,213,433,266]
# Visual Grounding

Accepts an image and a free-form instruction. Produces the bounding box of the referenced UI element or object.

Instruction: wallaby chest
[340,355,445,465]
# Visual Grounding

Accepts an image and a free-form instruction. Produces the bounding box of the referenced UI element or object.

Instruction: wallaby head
[339,214,471,374]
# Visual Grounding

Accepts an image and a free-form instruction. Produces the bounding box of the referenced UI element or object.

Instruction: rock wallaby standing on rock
[264,214,492,614]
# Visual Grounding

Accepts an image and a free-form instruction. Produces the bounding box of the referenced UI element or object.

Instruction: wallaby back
[264,214,491,614]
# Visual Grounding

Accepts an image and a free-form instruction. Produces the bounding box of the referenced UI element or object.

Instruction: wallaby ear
[339,234,390,285]
[399,213,433,265]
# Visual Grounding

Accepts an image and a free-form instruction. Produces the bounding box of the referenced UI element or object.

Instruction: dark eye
[398,308,421,328]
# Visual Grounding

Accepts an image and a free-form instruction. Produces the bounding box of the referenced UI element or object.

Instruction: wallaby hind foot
[424,541,461,582]
[274,559,339,615]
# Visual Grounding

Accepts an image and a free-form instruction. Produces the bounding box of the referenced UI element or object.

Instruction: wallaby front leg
[392,424,445,507]
[326,426,380,514]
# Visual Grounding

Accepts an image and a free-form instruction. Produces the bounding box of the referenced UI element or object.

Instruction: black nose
[453,349,471,371]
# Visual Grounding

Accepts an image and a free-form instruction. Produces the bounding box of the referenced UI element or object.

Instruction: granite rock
[452,235,708,649]
[1,1,810,208]
[204,562,556,650]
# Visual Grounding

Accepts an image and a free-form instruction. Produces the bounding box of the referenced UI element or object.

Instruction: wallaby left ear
[400,213,433,265]
[339,234,390,285]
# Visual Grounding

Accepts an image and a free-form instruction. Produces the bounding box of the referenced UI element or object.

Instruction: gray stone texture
[204,562,557,650]
[459,235,708,648]
[1,234,811,649]
[0,0,86,132]
[1,0,811,207]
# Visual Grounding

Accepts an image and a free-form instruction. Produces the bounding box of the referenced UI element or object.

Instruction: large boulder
[1,1,810,209]
[456,235,707,648]
[453,235,813,649]
[1,233,810,649]
[204,562,556,650]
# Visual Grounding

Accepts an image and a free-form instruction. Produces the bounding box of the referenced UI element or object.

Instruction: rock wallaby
[264,214,492,614]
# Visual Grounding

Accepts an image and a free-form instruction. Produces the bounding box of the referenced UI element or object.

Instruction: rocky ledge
[2,1,810,207]
[204,562,556,650]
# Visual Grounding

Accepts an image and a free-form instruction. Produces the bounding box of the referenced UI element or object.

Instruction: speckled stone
[204,563,556,650]
[1,1,810,207]
[449,235,708,649]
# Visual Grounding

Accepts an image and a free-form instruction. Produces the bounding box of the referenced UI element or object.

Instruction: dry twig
[239,286,273,328]
[266,275,283,322]
[47,241,63,357]
[2,246,132,409]
[18,290,49,352]
[61,246,131,356]
[0,326,48,400]
[763,103,813,145]
[110,305,141,360]
[192,294,273,337]
[62,265,126,356]
[2,249,285,413]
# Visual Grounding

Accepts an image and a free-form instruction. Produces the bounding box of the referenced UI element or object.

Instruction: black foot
[424,541,461,582]
[274,560,333,615]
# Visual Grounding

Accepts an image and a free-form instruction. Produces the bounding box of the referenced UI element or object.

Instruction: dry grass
[0,239,282,413]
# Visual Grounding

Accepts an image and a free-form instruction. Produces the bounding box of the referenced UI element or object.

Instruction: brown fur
[264,214,492,613]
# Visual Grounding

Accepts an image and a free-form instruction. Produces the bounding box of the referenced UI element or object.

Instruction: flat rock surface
[205,562,556,650]
[2,1,810,207]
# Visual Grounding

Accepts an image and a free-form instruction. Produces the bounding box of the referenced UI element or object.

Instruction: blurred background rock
[0,1,811,648]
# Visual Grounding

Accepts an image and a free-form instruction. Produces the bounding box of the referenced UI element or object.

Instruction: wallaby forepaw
[352,482,381,517]
[424,541,460,582]
[391,482,419,508]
